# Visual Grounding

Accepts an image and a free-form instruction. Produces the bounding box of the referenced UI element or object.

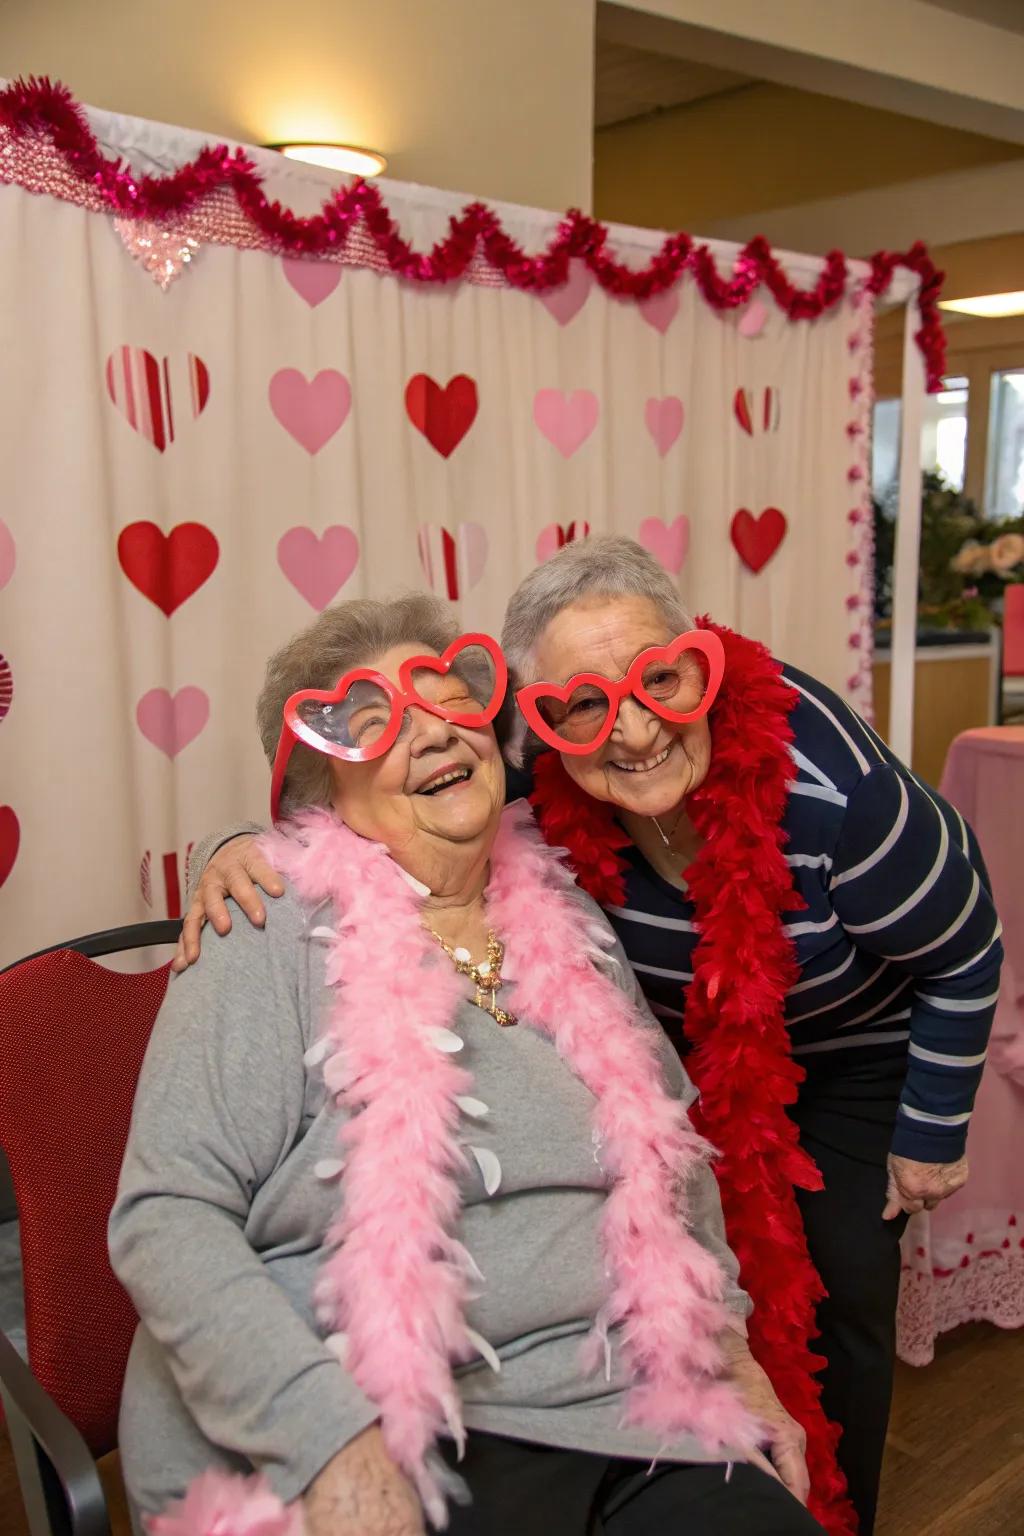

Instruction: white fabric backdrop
[0,114,871,963]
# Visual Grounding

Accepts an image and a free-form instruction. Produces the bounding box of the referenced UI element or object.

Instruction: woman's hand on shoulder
[719,1329,810,1506]
[303,1426,424,1536]
[172,836,285,972]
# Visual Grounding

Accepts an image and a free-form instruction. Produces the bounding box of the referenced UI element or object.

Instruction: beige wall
[594,82,1020,231]
[0,0,595,211]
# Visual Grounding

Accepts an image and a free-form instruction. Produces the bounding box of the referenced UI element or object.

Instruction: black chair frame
[0,921,182,1536]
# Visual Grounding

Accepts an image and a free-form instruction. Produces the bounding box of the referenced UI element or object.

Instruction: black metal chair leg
[0,1330,111,1536]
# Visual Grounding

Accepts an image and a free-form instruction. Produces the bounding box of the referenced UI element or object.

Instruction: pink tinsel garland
[0,76,946,389]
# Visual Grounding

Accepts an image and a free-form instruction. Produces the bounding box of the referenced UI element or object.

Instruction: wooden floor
[876,1324,1024,1536]
[2,1323,1022,1535]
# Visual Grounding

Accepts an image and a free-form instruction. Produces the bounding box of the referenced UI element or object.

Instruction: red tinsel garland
[0,76,945,390]
[530,621,858,1536]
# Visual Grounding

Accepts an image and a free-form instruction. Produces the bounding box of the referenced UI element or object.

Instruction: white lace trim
[896,1246,1024,1366]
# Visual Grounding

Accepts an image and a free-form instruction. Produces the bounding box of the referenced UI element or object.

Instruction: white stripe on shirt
[785,677,874,774]
[603,905,696,934]
[650,1000,686,1021]
[916,987,1002,1013]
[783,913,840,938]
[837,986,914,1030]
[830,777,909,891]
[789,781,849,809]
[788,946,858,995]
[793,1029,910,1056]
[899,1104,972,1127]
[930,928,1003,979]
[886,873,980,962]
[908,1043,989,1069]
[630,960,694,983]
[791,748,838,790]
[843,797,949,934]
[788,959,890,1024]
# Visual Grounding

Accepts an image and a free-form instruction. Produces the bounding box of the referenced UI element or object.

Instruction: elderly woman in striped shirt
[182,537,1001,1536]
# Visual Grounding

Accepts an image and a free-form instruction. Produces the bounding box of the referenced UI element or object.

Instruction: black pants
[790,1053,910,1536]
[442,1433,826,1536]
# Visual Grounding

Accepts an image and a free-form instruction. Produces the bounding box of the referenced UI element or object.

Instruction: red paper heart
[0,805,20,889]
[405,374,478,458]
[105,348,210,452]
[117,522,219,616]
[731,508,787,573]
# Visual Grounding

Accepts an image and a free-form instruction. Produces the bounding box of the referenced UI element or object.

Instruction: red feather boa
[530,621,858,1536]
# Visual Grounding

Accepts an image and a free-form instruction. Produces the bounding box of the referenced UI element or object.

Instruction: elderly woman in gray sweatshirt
[109,594,820,1536]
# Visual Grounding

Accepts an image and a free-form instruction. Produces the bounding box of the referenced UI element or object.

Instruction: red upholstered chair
[0,922,180,1536]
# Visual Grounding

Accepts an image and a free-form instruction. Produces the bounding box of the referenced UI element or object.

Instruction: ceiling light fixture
[267,143,387,177]
[939,291,1024,319]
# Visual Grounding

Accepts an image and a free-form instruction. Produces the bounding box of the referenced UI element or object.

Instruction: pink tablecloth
[896,728,1024,1364]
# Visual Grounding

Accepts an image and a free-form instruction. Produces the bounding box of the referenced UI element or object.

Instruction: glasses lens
[296,679,397,752]
[537,684,611,745]
[409,645,500,720]
[637,655,706,718]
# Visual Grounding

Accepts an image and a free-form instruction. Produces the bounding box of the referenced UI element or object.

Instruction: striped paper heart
[417,523,488,600]
[536,521,590,562]
[105,348,211,452]
[0,653,12,723]
[733,386,780,437]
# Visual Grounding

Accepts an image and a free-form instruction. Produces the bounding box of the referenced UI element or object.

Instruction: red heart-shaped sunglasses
[270,633,508,820]
[516,630,725,755]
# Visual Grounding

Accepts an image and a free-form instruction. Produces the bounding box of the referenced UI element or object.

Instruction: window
[871,376,969,503]
[985,369,1024,520]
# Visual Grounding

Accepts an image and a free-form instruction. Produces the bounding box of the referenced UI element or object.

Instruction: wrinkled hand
[883,1152,969,1220]
[304,1426,424,1536]
[171,835,284,972]
[719,1329,809,1505]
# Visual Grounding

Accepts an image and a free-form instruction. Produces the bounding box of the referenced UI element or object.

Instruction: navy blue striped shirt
[597,665,1003,1163]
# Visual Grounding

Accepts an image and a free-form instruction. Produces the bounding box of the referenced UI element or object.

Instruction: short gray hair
[257,593,458,815]
[500,536,694,765]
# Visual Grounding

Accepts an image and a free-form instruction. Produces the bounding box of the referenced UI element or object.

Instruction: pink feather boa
[150,802,758,1533]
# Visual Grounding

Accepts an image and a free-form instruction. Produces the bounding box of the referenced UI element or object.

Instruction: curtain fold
[0,106,871,960]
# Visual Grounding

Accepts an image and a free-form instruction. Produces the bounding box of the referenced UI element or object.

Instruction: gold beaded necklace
[428,930,518,1028]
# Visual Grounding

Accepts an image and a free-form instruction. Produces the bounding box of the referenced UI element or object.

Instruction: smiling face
[325,643,506,868]
[529,596,713,817]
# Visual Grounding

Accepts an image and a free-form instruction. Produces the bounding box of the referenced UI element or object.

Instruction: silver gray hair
[257,593,458,815]
[500,535,695,766]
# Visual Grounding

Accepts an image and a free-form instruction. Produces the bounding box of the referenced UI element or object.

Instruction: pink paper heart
[269,369,351,454]
[638,515,689,574]
[278,525,360,609]
[0,520,14,591]
[638,288,679,335]
[536,521,590,562]
[533,389,599,458]
[136,687,210,759]
[644,396,684,457]
[417,523,489,599]
[738,299,769,338]
[539,261,594,326]
[282,258,342,308]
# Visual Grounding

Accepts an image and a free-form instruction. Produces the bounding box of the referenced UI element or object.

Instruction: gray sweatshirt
[109,878,751,1520]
